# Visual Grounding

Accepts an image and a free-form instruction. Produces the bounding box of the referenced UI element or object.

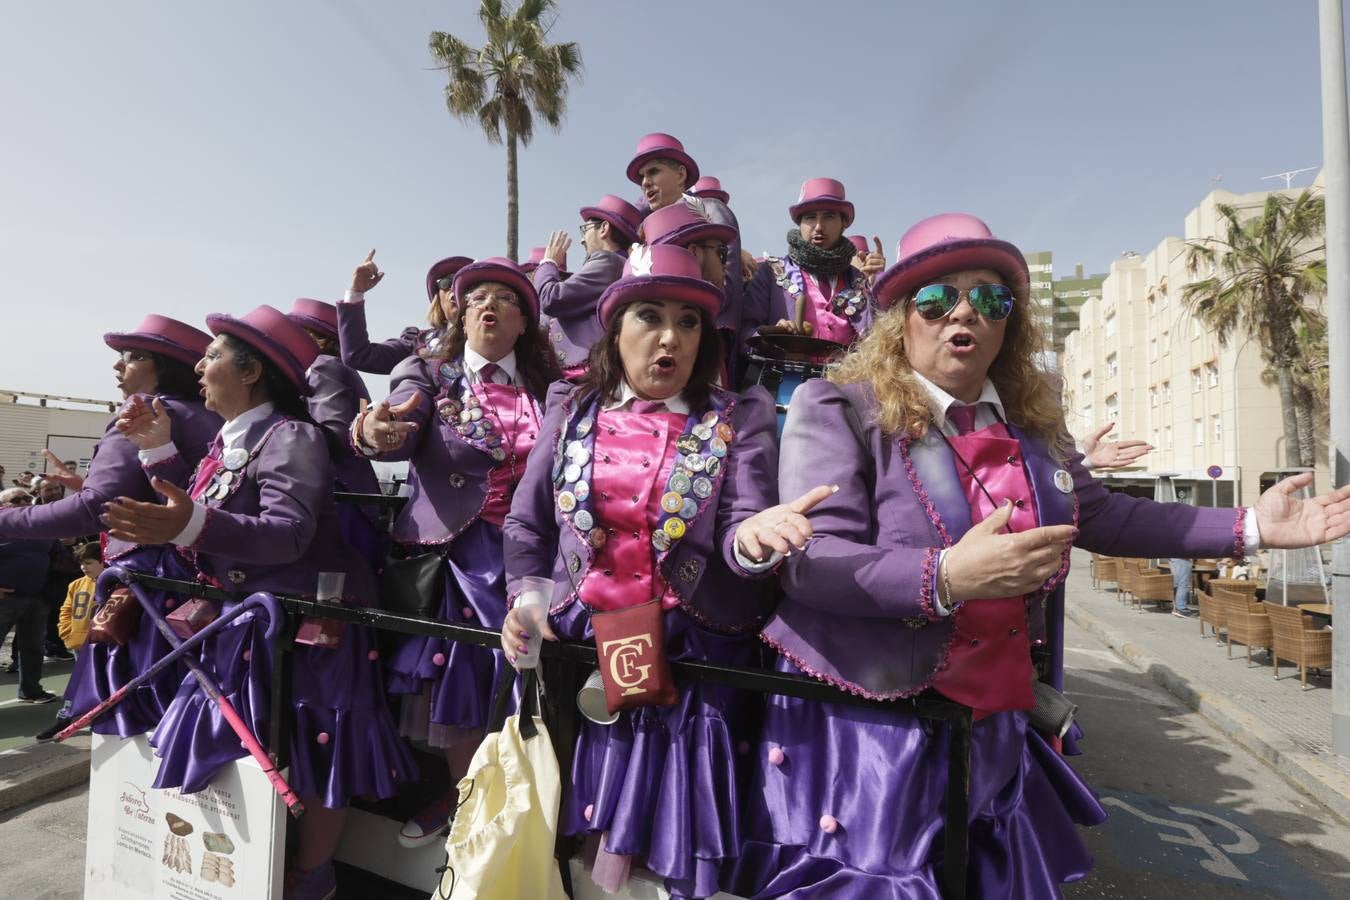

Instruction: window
[1212,414,1222,442]
[1149,338,1157,361]
[1104,310,1118,339]
[1152,428,1161,448]
[1193,418,1204,446]
[1105,394,1119,419]
[1191,367,1202,392]
[1206,362,1219,387]
[1162,330,1170,353]
[1165,425,1173,449]
[1149,386,1158,408]
[1162,380,1171,403]
[1106,353,1118,378]
[1081,370,1093,395]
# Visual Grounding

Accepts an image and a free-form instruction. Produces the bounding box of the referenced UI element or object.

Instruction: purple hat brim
[579,206,641,247]
[650,219,737,249]
[872,238,1030,311]
[206,314,314,395]
[425,256,473,302]
[454,263,540,320]
[626,149,700,188]
[693,188,730,204]
[789,198,856,228]
[102,332,206,368]
[597,274,723,329]
[286,313,338,341]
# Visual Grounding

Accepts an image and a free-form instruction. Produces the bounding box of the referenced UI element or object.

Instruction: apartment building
[1021,250,1106,357]
[1060,183,1328,505]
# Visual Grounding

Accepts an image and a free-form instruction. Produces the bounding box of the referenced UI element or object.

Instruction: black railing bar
[128,573,972,722]
[334,491,407,508]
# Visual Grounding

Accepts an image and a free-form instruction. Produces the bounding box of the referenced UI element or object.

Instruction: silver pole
[1318,0,1350,756]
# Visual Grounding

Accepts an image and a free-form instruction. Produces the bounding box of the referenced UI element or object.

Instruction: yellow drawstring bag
[433,669,566,900]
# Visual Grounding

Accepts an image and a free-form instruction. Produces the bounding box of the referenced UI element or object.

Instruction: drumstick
[793,291,807,332]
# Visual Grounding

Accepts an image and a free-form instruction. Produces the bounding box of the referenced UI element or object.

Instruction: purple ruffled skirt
[386,521,510,743]
[556,602,754,900]
[148,596,417,808]
[725,657,1107,899]
[64,547,195,737]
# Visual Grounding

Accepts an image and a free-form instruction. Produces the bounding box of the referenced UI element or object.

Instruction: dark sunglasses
[911,283,1015,321]
[694,241,730,265]
[435,276,456,292]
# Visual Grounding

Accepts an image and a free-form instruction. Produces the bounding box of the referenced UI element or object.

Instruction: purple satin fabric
[726,657,1106,899]
[385,520,510,732]
[63,547,196,736]
[554,601,754,900]
[148,597,417,806]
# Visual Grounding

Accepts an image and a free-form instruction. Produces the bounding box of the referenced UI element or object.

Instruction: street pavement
[2,613,1346,897]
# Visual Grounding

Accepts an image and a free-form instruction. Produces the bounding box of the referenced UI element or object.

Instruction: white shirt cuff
[342,289,364,304]
[170,501,208,547]
[934,548,954,616]
[733,541,783,573]
[1081,457,1096,471]
[138,443,179,465]
[1243,508,1262,552]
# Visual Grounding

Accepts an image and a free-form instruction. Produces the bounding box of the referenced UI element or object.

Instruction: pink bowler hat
[520,246,568,276]
[206,305,321,392]
[872,213,1029,311]
[641,198,735,249]
[626,132,700,187]
[285,298,338,340]
[789,177,855,227]
[453,257,540,320]
[691,176,729,204]
[104,315,212,368]
[426,256,473,302]
[847,235,869,255]
[597,245,723,328]
[579,194,643,247]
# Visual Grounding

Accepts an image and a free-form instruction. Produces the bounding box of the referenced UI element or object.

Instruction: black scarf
[785,230,857,277]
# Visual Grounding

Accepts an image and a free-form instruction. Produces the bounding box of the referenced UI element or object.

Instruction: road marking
[1103,797,1257,881]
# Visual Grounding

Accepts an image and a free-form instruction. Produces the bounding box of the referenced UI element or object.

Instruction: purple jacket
[336,299,440,375]
[151,412,374,603]
[742,257,875,352]
[0,396,221,560]
[767,378,1245,699]
[306,354,380,496]
[503,383,779,633]
[373,355,544,546]
[534,252,624,369]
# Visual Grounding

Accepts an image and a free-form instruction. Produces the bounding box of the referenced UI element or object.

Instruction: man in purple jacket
[533,194,643,374]
[0,488,58,703]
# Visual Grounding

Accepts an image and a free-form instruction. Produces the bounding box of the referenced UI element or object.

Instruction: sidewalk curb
[1067,602,1350,825]
[0,737,90,815]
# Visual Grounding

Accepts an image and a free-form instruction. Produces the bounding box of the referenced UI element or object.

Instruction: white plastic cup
[512,576,554,669]
[577,668,620,725]
[316,571,345,603]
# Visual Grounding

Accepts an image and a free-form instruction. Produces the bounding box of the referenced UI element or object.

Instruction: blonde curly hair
[830,281,1065,448]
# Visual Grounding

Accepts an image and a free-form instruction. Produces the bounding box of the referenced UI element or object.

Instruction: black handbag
[379,550,447,619]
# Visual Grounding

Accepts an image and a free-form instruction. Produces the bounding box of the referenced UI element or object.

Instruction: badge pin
[663,518,686,540]
[222,448,249,471]
[564,463,581,483]
[679,497,699,520]
[651,530,672,552]
[716,422,734,442]
[691,476,713,499]
[705,457,722,478]
[574,480,590,501]
[709,437,727,457]
[490,447,506,462]
[683,454,706,473]
[218,470,234,486]
[574,509,595,532]
[576,417,594,437]
[692,424,713,441]
[660,491,683,514]
[669,472,692,495]
[701,411,719,427]
[1053,469,1074,494]
[557,491,578,513]
[588,529,607,549]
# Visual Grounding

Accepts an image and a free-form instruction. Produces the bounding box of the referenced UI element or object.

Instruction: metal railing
[117,491,976,898]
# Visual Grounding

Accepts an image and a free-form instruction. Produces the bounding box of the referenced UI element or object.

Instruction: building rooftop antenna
[1261,166,1317,190]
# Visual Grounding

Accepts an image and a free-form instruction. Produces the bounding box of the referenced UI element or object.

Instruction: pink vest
[931,421,1037,718]
[578,407,687,612]
[801,272,855,345]
[474,381,541,527]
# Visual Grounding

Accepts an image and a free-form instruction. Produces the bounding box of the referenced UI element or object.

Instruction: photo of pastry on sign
[591,599,676,714]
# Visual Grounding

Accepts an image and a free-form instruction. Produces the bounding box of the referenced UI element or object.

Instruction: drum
[740,334,842,435]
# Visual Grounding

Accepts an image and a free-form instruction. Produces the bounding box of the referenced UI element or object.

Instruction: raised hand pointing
[735,483,838,563]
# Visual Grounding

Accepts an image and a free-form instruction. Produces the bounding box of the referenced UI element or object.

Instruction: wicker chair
[1263,603,1333,689]
[1214,591,1272,665]
[1196,589,1226,641]
[1132,571,1174,612]
[1206,578,1259,600]
[1090,555,1120,591]
[1116,559,1144,604]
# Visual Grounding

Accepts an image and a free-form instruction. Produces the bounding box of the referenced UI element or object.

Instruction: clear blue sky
[0,0,1338,400]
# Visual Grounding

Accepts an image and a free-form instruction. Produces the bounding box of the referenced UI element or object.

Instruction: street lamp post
[1317,0,1350,757]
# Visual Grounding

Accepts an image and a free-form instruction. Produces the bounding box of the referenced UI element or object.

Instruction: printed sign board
[85,733,286,899]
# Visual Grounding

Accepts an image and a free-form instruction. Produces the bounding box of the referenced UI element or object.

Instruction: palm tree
[430,0,582,262]
[1182,189,1326,466]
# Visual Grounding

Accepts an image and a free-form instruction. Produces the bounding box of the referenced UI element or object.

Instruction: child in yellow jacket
[57,542,102,651]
